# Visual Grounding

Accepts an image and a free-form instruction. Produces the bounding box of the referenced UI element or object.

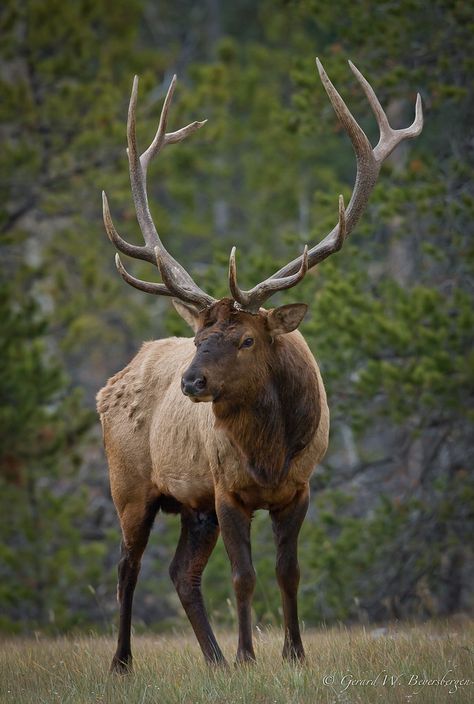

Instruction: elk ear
[267,303,308,337]
[172,299,201,332]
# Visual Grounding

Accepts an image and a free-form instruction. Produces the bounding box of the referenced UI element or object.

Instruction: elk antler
[229,58,423,313]
[102,75,216,309]
[104,62,423,316]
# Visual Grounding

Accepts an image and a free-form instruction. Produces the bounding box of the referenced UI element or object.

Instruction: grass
[0,621,473,703]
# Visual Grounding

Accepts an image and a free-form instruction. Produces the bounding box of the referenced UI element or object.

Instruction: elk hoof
[110,654,132,675]
[282,644,305,662]
[235,650,257,666]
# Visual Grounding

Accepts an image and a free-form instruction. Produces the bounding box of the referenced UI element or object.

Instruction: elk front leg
[215,491,256,663]
[111,497,158,673]
[270,485,309,661]
[169,507,225,665]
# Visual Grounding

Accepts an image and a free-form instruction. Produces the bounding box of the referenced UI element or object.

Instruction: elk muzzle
[181,369,211,402]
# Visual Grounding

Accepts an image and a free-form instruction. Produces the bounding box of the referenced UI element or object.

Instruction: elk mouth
[185,388,223,403]
[187,393,215,404]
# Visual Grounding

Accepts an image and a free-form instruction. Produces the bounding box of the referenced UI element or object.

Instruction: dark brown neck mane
[213,335,320,488]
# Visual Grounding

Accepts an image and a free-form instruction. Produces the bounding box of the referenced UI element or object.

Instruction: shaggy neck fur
[213,336,321,489]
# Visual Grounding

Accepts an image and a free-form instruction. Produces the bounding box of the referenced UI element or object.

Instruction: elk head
[102,60,423,404]
[175,298,308,403]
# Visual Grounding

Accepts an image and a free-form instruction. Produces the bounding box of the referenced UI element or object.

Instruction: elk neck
[212,334,321,489]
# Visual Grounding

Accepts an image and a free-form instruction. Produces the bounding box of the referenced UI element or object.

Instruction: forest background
[1,0,472,635]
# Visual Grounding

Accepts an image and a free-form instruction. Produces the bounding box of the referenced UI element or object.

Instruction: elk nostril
[194,377,206,391]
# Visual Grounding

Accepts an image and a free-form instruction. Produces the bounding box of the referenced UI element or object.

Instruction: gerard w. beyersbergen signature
[322,669,473,695]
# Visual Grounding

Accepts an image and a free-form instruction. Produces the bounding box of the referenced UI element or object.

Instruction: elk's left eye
[240,337,254,348]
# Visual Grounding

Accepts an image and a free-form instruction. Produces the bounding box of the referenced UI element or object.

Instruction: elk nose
[181,372,207,397]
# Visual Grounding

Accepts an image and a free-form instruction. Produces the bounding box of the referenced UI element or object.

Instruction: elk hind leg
[169,506,225,664]
[111,495,159,673]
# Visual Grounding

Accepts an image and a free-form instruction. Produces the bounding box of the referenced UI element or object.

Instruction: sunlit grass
[1,621,473,703]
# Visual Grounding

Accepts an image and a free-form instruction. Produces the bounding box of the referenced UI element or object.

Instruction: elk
[97,58,422,672]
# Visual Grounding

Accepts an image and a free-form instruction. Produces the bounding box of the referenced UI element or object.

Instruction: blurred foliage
[0,282,100,630]
[0,0,472,632]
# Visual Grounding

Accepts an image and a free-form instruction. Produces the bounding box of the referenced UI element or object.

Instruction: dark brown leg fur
[216,492,256,663]
[270,485,309,661]
[111,498,159,673]
[169,507,225,664]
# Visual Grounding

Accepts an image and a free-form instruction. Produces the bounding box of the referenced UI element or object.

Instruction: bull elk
[97,58,422,672]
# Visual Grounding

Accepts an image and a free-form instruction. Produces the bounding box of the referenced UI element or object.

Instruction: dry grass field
[1,621,473,704]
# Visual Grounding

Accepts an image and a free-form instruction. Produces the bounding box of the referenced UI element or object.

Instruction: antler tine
[316,58,374,162]
[104,74,215,309]
[115,254,173,297]
[139,74,176,172]
[229,245,309,313]
[348,60,423,163]
[140,75,208,171]
[102,191,156,264]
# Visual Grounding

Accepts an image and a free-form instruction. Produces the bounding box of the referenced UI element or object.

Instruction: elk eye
[240,337,254,348]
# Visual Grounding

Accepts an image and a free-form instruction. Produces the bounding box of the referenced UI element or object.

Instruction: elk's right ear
[267,303,308,338]
[172,299,201,332]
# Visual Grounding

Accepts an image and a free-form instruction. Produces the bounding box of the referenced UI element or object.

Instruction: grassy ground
[0,621,473,703]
